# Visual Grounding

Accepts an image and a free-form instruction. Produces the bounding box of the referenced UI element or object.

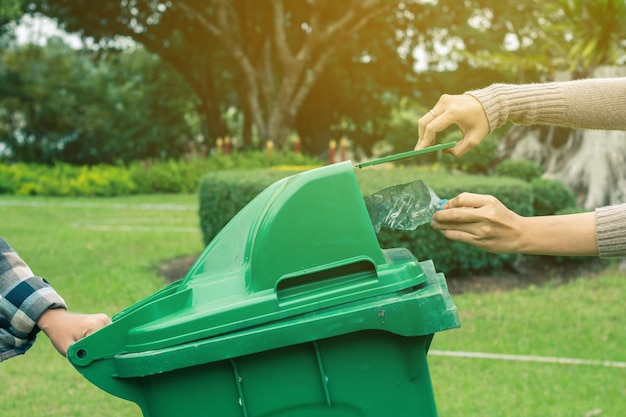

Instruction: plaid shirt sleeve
[0,237,67,361]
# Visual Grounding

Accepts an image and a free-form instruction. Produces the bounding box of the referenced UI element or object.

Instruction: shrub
[0,151,322,197]
[495,160,577,216]
[0,164,17,194]
[0,162,135,196]
[129,151,322,194]
[128,159,205,194]
[440,132,501,174]
[66,165,135,196]
[495,159,545,182]
[531,178,576,216]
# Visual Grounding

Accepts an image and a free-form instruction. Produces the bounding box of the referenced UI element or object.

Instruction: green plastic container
[68,161,460,417]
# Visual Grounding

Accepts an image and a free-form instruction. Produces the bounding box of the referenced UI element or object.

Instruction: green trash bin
[68,161,460,417]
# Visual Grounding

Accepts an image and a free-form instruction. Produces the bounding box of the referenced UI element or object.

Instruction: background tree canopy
[0,38,199,164]
[0,0,623,164]
[24,0,433,154]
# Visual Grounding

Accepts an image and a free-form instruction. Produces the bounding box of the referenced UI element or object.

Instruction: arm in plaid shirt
[0,237,66,361]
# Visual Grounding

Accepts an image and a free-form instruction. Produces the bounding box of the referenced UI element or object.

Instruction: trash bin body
[68,161,459,417]
[130,332,437,417]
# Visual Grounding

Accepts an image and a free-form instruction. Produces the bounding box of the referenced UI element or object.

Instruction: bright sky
[12,14,84,47]
[11,14,134,49]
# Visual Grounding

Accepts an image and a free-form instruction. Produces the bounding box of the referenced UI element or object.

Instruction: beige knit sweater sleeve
[595,204,626,258]
[466,78,626,132]
[466,78,626,258]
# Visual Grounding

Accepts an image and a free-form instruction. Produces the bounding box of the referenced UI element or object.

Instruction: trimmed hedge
[199,166,534,276]
[439,132,501,174]
[531,177,576,216]
[495,159,545,182]
[493,159,576,216]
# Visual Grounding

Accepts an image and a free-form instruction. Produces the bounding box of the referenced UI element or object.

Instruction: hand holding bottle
[431,192,598,256]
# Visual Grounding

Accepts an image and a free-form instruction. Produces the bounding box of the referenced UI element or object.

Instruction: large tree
[25,0,430,150]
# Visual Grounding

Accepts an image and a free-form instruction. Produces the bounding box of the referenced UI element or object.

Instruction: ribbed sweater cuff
[595,204,626,258]
[465,83,568,132]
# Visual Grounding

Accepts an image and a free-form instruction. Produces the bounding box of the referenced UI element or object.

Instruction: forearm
[516,212,598,256]
[433,194,600,257]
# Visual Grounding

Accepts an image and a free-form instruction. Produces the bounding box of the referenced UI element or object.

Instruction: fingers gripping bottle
[364,180,447,233]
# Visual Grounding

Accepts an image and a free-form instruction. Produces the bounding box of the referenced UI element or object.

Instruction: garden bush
[531,177,577,216]
[439,132,501,174]
[495,159,545,182]
[0,162,135,196]
[0,164,17,194]
[495,159,576,216]
[127,151,321,194]
[0,150,322,197]
[198,166,533,276]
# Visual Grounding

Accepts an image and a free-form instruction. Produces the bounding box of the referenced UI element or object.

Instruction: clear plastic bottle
[364,180,447,233]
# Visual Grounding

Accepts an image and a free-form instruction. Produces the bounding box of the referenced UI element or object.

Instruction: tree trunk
[199,90,229,143]
[241,100,254,149]
[178,0,393,149]
[498,66,626,210]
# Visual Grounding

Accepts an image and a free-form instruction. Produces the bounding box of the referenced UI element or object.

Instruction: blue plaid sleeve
[1,237,66,361]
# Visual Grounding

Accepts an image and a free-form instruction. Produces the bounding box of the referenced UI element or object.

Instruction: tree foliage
[541,0,626,73]
[432,0,626,77]
[0,0,23,22]
[4,0,621,164]
[24,0,438,152]
[0,38,199,164]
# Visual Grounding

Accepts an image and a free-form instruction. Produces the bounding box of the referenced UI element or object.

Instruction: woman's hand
[416,94,490,157]
[431,192,598,256]
[431,193,525,254]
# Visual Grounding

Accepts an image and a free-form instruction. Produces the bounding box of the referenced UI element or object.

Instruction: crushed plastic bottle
[364,180,447,233]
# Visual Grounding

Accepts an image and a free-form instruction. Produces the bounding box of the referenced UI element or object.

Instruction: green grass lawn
[430,272,626,417]
[1,194,624,417]
[0,194,203,417]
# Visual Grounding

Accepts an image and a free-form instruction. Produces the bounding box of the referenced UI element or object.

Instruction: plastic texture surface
[365,180,446,233]
[68,161,460,417]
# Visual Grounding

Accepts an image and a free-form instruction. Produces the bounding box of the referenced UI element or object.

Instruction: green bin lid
[68,161,459,400]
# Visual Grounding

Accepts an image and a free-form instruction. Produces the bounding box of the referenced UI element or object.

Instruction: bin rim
[81,260,459,378]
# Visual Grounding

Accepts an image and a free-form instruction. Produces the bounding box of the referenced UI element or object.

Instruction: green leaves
[0,0,23,21]
[0,40,199,164]
[542,0,626,72]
